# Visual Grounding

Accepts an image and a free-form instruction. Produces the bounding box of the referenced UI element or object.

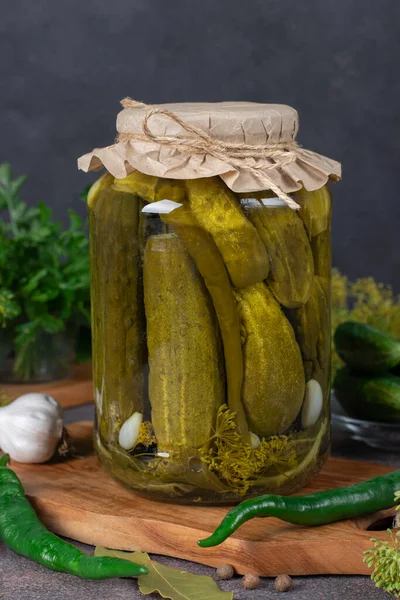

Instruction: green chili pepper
[0,454,148,579]
[198,468,400,547]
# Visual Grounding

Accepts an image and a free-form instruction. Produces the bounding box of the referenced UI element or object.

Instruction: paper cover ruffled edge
[78,140,341,194]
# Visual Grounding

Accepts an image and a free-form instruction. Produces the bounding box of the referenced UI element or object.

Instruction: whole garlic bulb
[0,393,64,463]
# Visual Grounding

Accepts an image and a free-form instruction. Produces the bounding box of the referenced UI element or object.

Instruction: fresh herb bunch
[365,531,400,597]
[364,493,400,597]
[0,163,90,380]
[332,268,400,381]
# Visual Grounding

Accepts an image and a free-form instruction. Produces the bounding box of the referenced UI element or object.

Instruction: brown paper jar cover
[78,100,341,195]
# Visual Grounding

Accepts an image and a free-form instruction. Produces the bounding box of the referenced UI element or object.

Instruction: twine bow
[118,98,301,209]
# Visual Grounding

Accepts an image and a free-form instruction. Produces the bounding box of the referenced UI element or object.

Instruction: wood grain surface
[1,363,93,409]
[10,421,397,577]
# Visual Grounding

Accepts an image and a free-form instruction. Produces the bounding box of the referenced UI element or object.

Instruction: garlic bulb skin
[0,393,64,463]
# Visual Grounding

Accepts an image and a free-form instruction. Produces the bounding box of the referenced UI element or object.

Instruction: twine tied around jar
[118,98,301,209]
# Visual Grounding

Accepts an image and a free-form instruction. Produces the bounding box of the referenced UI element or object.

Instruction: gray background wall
[1,0,399,287]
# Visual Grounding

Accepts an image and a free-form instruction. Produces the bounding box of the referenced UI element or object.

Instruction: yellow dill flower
[136,421,157,447]
[199,405,298,495]
[254,436,297,474]
[206,443,254,495]
[210,404,242,448]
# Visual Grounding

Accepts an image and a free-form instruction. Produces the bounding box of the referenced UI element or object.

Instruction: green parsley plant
[0,163,90,380]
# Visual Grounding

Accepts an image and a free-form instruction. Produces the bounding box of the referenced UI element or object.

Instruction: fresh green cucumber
[334,322,400,373]
[334,367,400,422]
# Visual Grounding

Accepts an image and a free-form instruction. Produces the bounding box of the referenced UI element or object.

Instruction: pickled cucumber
[287,276,330,381]
[295,184,332,238]
[311,228,331,278]
[234,283,305,438]
[311,226,331,306]
[114,171,158,202]
[144,234,225,453]
[155,178,186,203]
[88,173,146,444]
[162,205,249,441]
[114,172,186,204]
[244,200,314,308]
[185,178,269,288]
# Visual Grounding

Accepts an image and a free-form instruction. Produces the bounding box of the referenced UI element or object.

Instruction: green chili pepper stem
[0,460,148,579]
[198,469,400,548]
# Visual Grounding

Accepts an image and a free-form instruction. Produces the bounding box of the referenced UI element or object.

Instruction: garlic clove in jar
[250,431,261,449]
[119,412,143,450]
[301,379,323,428]
[141,200,183,214]
[0,393,64,463]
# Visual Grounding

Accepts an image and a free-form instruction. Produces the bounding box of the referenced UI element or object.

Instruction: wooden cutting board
[10,421,396,577]
[1,363,93,409]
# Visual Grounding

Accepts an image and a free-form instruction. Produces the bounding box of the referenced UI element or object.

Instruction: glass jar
[88,170,332,504]
[80,100,341,504]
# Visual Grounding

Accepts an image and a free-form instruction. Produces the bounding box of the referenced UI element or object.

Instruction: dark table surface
[1,402,398,600]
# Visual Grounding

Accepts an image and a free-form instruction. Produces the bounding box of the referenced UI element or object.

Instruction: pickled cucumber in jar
[286,276,330,384]
[295,184,332,238]
[88,174,146,445]
[185,178,269,289]
[234,283,305,438]
[295,184,332,294]
[144,233,225,454]
[243,197,314,308]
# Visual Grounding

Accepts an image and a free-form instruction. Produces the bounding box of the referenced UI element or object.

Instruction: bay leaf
[95,547,233,600]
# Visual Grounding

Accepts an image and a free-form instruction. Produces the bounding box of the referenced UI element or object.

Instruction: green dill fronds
[254,435,297,473]
[364,530,400,597]
[364,492,400,597]
[199,405,298,495]
[207,404,243,449]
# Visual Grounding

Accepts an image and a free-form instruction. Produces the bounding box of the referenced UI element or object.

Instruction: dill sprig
[199,405,297,495]
[364,492,400,597]
[364,531,400,597]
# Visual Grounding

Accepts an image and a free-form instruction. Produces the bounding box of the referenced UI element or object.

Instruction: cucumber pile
[334,322,400,422]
